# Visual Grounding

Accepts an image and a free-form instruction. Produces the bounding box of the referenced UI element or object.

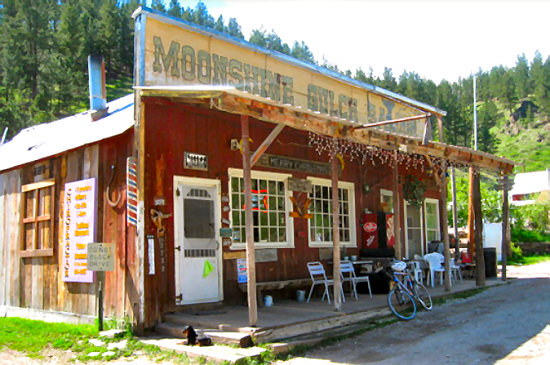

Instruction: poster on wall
[62,178,96,283]
[236,259,247,283]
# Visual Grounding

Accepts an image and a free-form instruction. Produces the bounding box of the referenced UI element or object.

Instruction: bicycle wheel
[387,287,416,320]
[413,282,433,311]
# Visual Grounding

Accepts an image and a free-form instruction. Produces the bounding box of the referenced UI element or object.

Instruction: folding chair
[340,260,372,300]
[306,262,344,304]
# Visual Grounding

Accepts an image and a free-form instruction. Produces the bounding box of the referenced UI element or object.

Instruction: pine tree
[291,41,315,64]
[227,18,244,39]
[167,0,182,18]
[514,54,530,99]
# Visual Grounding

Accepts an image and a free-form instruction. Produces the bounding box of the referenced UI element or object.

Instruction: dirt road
[2,263,549,364]
[277,262,550,365]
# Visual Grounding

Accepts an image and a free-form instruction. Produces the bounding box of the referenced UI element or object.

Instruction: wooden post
[393,151,402,259]
[241,115,257,326]
[501,175,510,281]
[472,170,486,286]
[437,116,444,143]
[250,123,285,167]
[451,166,460,257]
[467,167,475,256]
[331,147,342,312]
[440,165,451,292]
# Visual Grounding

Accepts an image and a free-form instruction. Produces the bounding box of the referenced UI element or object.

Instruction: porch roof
[136,85,515,175]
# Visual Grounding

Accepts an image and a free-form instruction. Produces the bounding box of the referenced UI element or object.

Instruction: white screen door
[404,202,424,258]
[175,180,221,305]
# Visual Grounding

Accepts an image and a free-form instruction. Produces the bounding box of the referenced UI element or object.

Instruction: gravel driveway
[277,262,550,365]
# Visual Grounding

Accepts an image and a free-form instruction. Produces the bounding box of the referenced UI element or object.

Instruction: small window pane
[184,199,214,238]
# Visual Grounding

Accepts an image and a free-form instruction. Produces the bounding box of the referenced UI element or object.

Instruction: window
[21,179,55,257]
[424,198,441,242]
[229,169,292,248]
[380,189,394,213]
[308,177,356,247]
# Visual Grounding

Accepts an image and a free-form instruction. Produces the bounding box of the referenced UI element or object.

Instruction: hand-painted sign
[138,12,436,138]
[88,243,114,272]
[127,157,138,226]
[63,178,96,283]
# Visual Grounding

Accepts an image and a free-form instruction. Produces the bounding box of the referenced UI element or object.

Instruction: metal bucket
[296,290,306,302]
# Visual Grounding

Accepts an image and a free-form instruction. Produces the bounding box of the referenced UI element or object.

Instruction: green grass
[0,317,197,363]
[507,254,550,266]
[0,317,97,357]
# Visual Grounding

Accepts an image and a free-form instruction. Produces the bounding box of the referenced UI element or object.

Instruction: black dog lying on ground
[181,325,212,346]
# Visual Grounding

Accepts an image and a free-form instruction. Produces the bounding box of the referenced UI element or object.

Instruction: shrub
[508,242,523,262]
[510,202,550,235]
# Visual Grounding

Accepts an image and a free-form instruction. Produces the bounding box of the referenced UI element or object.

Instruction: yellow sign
[139,13,432,138]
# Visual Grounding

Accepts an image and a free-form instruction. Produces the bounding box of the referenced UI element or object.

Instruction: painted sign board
[137,12,432,139]
[62,178,96,283]
[236,258,247,283]
[88,243,115,272]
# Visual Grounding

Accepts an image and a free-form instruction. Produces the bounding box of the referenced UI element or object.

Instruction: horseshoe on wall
[106,164,121,208]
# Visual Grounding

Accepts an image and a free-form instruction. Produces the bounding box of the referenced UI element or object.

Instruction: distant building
[510,169,550,206]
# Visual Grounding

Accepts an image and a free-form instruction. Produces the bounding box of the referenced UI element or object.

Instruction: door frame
[403,200,425,258]
[173,175,223,304]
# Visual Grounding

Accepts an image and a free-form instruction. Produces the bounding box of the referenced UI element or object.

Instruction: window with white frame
[424,198,441,242]
[380,189,394,213]
[307,177,356,247]
[229,169,292,248]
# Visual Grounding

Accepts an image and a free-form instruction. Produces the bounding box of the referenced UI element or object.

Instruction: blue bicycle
[385,261,433,320]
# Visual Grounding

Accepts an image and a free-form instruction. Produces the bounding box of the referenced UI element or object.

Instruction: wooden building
[0,7,514,330]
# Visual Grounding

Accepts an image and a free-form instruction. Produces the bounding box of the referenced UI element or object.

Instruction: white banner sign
[62,178,96,283]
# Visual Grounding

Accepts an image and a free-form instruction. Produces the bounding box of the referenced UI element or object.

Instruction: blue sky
[153,0,550,83]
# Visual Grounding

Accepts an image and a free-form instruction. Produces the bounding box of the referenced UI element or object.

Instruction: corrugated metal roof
[0,94,134,172]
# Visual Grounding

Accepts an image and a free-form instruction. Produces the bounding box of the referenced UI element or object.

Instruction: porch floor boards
[158,278,502,345]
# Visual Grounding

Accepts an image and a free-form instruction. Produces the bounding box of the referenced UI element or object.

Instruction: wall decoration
[126,157,138,226]
[403,175,426,207]
[62,178,96,283]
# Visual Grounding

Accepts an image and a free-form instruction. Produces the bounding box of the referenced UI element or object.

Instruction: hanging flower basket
[403,175,426,207]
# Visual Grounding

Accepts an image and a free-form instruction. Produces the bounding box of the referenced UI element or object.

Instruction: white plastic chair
[449,258,463,282]
[340,260,372,300]
[408,260,424,284]
[423,253,445,287]
[306,262,344,304]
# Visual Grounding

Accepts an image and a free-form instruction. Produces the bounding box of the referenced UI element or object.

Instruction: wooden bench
[238,278,312,306]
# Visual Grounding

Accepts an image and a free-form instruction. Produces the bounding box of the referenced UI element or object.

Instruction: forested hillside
[1,0,549,172]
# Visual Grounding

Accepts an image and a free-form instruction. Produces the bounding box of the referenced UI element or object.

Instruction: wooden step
[140,337,265,364]
[155,322,253,348]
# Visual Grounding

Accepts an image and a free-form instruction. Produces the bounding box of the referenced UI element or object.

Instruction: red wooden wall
[141,98,442,325]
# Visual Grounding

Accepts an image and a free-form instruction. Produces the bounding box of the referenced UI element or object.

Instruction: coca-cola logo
[363,221,377,233]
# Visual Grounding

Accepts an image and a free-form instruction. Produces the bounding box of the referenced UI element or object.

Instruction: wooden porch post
[467,167,476,255]
[501,175,511,281]
[331,147,342,312]
[241,115,257,326]
[440,165,451,291]
[472,170,486,286]
[393,151,402,259]
[451,166,460,257]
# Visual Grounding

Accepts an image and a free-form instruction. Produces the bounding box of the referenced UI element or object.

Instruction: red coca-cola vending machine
[361,213,379,248]
[361,212,395,248]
